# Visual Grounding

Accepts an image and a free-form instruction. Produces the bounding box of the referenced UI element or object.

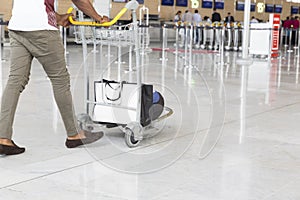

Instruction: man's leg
[30,30,79,137]
[25,30,103,148]
[0,31,33,142]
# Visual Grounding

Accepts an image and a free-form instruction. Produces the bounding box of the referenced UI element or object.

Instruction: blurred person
[193,10,202,43]
[292,16,299,29]
[283,16,293,29]
[291,16,299,45]
[193,9,202,25]
[212,8,221,23]
[250,16,259,23]
[182,9,193,24]
[174,10,182,22]
[283,16,293,45]
[203,16,212,24]
[224,12,234,23]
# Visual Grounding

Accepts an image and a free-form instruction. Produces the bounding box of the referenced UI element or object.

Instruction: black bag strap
[104,80,122,102]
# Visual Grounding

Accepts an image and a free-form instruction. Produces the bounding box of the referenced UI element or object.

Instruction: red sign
[270,14,281,58]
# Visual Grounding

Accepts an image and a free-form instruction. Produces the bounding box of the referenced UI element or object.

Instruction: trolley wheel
[124,128,140,148]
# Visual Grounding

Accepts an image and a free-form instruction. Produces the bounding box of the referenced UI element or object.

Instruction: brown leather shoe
[0,141,25,155]
[65,131,104,148]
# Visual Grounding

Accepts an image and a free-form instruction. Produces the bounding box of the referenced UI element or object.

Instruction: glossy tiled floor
[1,41,300,200]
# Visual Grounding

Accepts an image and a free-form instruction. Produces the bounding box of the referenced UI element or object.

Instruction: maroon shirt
[45,0,57,28]
[283,19,293,29]
[292,19,300,29]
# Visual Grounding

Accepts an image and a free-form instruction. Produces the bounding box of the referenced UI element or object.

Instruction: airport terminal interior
[1,0,300,199]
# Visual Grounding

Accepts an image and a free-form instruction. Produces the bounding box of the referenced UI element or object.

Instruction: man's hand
[95,15,110,24]
[56,13,74,27]
[101,15,110,23]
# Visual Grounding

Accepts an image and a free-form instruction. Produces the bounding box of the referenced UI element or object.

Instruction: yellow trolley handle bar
[67,7,128,27]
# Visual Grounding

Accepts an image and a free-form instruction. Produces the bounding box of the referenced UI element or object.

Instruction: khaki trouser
[0,30,78,139]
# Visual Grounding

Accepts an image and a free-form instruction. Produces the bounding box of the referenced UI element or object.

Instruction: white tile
[1,44,300,199]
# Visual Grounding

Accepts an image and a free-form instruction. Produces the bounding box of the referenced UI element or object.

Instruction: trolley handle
[67,0,139,27]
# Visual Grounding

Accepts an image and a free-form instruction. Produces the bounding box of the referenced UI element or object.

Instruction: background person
[283,16,293,45]
[250,16,259,23]
[182,9,193,24]
[193,9,202,24]
[193,10,202,43]
[211,8,221,23]
[203,16,212,24]
[291,16,299,45]
[224,12,235,23]
[174,10,182,22]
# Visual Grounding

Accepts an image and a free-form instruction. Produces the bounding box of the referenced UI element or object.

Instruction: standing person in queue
[0,0,109,156]
[193,9,202,25]
[193,10,202,43]
[174,10,182,22]
[182,9,193,24]
[283,16,292,44]
[291,16,299,45]
[250,16,259,23]
[203,16,212,24]
[224,12,235,24]
[181,9,193,45]
[211,8,221,23]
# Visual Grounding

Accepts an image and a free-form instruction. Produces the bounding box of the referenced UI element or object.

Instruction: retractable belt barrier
[172,22,243,51]
[281,27,300,55]
[141,22,300,64]
[152,23,300,58]
[66,9,300,58]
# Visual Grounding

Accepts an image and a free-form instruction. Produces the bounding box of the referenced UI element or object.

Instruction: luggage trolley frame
[68,0,173,147]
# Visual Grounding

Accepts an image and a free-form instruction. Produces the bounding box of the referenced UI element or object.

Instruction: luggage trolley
[68,0,173,147]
